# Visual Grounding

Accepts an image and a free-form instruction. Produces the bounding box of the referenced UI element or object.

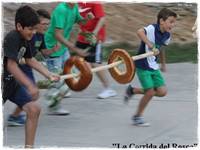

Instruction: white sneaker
[63,91,71,98]
[97,89,117,99]
[47,104,70,116]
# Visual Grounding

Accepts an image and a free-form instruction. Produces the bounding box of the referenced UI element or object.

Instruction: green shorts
[136,68,165,90]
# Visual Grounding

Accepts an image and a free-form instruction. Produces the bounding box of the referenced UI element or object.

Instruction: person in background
[44,2,89,115]
[192,19,197,38]
[76,2,117,99]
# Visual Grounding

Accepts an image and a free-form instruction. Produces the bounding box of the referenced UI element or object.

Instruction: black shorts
[76,41,103,64]
[3,65,36,108]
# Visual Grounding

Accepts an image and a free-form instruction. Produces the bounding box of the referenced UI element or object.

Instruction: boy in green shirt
[44,3,88,115]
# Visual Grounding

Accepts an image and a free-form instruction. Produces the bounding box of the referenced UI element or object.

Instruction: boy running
[3,5,60,148]
[124,8,177,127]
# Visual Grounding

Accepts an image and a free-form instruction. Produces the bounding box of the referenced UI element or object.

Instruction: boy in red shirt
[76,2,116,99]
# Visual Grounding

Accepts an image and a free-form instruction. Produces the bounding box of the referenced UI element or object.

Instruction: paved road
[3,63,198,148]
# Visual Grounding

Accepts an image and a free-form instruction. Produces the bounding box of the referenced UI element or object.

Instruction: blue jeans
[45,50,70,104]
[46,50,70,74]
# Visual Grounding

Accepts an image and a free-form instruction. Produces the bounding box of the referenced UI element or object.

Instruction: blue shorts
[9,65,35,108]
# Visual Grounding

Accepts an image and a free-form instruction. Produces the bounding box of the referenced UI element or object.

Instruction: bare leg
[135,89,155,116]
[155,86,167,97]
[11,107,23,117]
[133,87,144,95]
[133,86,167,97]
[22,101,41,148]
[91,63,109,88]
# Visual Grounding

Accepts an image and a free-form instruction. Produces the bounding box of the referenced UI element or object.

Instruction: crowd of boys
[2,2,177,148]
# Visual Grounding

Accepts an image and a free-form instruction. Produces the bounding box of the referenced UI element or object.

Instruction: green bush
[164,42,197,63]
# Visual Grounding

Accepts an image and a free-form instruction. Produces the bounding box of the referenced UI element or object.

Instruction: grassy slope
[103,42,198,63]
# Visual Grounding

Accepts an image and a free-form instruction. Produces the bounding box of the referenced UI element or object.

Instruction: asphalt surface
[3,63,198,149]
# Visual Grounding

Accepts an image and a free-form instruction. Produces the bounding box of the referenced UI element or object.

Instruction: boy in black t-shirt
[7,9,63,126]
[3,5,60,148]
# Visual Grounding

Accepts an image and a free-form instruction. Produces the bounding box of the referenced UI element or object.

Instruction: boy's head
[15,5,39,40]
[157,8,177,33]
[36,9,50,34]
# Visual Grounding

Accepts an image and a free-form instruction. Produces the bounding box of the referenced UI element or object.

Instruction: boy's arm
[7,58,39,100]
[159,49,166,72]
[54,28,88,57]
[137,28,154,49]
[79,17,105,45]
[92,3,105,35]
[93,17,105,36]
[39,35,60,56]
[75,6,86,25]
[76,13,86,25]
[41,44,60,56]
[78,12,98,25]
[25,57,60,81]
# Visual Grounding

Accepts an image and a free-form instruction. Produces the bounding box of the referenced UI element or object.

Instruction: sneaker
[63,91,71,98]
[97,89,117,99]
[47,104,70,116]
[124,85,134,103]
[132,116,150,127]
[47,94,60,108]
[7,114,26,126]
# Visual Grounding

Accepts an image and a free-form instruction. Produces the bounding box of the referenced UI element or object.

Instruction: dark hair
[15,5,39,28]
[36,9,51,19]
[157,8,177,24]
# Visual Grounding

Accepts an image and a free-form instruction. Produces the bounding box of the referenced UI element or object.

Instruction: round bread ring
[108,49,135,84]
[63,56,92,91]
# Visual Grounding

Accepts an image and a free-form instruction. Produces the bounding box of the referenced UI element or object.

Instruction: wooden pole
[60,50,159,80]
